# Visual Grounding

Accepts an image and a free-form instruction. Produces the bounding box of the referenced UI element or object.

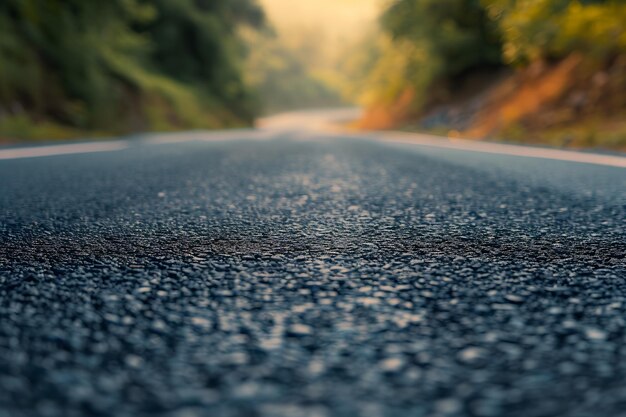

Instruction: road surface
[1,112,625,417]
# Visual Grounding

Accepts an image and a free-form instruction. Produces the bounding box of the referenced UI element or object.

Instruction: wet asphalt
[0,131,625,417]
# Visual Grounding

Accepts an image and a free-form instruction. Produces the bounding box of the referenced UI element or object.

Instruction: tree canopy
[0,0,264,138]
[355,0,626,112]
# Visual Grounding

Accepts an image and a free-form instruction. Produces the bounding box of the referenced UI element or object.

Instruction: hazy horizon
[260,0,380,43]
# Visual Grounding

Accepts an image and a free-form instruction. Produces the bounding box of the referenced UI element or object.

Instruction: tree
[0,0,265,138]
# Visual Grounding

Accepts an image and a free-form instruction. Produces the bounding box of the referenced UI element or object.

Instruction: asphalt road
[1,120,625,417]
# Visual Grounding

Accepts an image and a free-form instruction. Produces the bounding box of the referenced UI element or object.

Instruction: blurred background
[0,0,625,149]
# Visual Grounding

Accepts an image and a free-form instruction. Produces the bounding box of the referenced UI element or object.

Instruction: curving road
[1,111,625,417]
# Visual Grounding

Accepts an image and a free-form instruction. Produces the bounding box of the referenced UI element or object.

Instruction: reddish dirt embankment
[359,54,626,150]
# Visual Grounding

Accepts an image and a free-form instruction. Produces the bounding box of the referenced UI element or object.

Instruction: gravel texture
[0,133,625,417]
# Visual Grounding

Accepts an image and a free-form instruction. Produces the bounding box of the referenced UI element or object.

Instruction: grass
[0,115,110,144]
[499,117,626,151]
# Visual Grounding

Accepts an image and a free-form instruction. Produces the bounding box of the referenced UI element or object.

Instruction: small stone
[458,347,487,364]
[287,324,313,336]
[548,307,563,315]
[191,317,211,328]
[125,355,143,368]
[491,303,515,311]
[504,294,524,304]
[436,398,462,415]
[379,357,405,372]
[584,327,607,341]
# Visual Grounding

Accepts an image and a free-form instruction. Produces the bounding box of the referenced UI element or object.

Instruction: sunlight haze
[260,0,380,43]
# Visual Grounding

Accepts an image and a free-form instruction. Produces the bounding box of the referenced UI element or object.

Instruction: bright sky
[260,0,380,42]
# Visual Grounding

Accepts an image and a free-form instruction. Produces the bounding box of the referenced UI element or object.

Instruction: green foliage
[353,0,502,112]
[500,115,626,149]
[343,32,441,107]
[382,0,503,78]
[362,0,626,116]
[483,0,626,64]
[0,0,264,139]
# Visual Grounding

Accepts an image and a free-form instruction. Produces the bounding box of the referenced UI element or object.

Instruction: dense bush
[348,0,501,110]
[382,0,503,78]
[483,0,626,63]
[0,0,264,139]
[361,0,626,113]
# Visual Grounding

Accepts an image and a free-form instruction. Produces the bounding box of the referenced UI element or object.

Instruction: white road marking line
[0,141,129,160]
[0,130,267,161]
[1,124,624,169]
[140,130,270,144]
[380,132,626,168]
